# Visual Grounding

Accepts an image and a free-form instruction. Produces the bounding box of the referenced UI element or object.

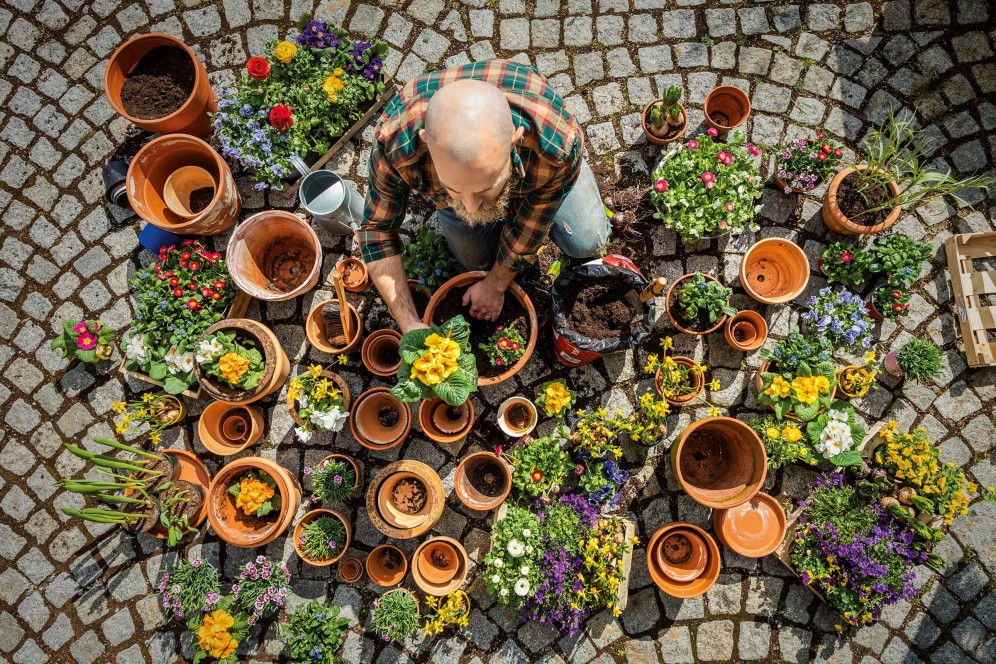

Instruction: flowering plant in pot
[819,241,871,290]
[649,131,762,243]
[644,336,713,405]
[157,557,222,622]
[306,456,358,505]
[196,330,266,390]
[212,15,387,188]
[867,233,932,286]
[288,364,349,442]
[613,391,671,447]
[758,360,836,422]
[111,393,186,446]
[279,600,350,664]
[188,597,248,664]
[371,589,420,643]
[122,240,237,394]
[889,338,942,383]
[232,556,291,625]
[837,351,881,398]
[422,589,471,636]
[804,401,866,467]
[760,326,833,376]
[294,510,350,564]
[642,84,687,144]
[159,481,203,546]
[800,288,874,352]
[504,430,571,500]
[228,468,282,519]
[483,505,542,608]
[570,409,629,508]
[402,226,457,296]
[51,319,116,364]
[392,315,477,406]
[869,285,911,319]
[534,379,576,419]
[479,323,527,370]
[748,416,816,470]
[774,134,842,193]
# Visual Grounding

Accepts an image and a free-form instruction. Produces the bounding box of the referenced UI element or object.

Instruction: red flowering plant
[211,14,387,189]
[479,323,527,369]
[775,134,843,193]
[51,319,117,364]
[503,430,571,501]
[872,286,911,319]
[122,240,238,394]
[819,240,871,290]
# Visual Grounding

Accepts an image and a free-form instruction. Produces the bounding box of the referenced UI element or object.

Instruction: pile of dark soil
[121,45,195,119]
[563,276,642,340]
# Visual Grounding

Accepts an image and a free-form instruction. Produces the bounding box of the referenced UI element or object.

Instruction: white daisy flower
[514,578,530,596]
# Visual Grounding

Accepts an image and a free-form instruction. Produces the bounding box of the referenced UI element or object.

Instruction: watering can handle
[640,277,668,302]
[289,155,311,179]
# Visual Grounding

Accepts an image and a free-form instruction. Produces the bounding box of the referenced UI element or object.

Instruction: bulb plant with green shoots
[648,85,685,136]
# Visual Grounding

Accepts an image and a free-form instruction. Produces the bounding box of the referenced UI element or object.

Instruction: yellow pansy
[274,40,297,63]
[219,352,249,385]
[235,476,274,515]
[544,381,572,415]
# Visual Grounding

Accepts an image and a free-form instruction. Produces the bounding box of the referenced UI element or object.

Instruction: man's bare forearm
[366,255,425,333]
[485,262,517,289]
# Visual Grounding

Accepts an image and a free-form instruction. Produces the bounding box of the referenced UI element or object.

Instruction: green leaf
[76,349,97,363]
[398,329,432,363]
[828,450,862,467]
[228,483,242,497]
[794,400,820,422]
[440,315,471,349]
[457,351,479,384]
[256,500,273,518]
[390,375,425,403]
[149,362,169,381]
[434,374,466,406]
[163,376,189,395]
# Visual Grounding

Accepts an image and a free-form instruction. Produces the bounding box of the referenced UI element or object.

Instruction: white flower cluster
[164,346,194,375]
[485,525,537,602]
[195,336,224,364]
[817,409,854,458]
[125,334,149,364]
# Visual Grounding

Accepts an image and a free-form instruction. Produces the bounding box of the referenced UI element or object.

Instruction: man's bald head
[423,79,516,166]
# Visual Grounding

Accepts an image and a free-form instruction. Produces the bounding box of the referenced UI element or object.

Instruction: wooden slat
[963,270,996,295]
[967,305,996,330]
[946,232,996,368]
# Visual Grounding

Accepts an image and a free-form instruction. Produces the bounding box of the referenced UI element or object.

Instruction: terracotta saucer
[713,492,786,558]
[655,527,708,582]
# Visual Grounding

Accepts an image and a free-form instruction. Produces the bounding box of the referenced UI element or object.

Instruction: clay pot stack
[724,311,768,352]
[365,460,445,539]
[411,536,469,596]
[198,402,265,455]
[647,523,722,597]
[453,452,512,512]
[361,329,403,377]
[349,388,412,450]
[420,397,475,445]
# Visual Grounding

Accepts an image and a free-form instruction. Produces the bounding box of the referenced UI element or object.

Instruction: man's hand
[399,318,430,335]
[463,265,516,321]
[366,254,429,335]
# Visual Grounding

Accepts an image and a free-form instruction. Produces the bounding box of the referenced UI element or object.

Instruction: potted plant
[774,134,843,193]
[503,430,571,500]
[724,310,768,352]
[187,597,248,664]
[391,315,478,406]
[757,360,836,422]
[306,454,360,505]
[645,336,709,405]
[198,403,265,455]
[819,241,871,290]
[823,110,996,235]
[867,233,933,286]
[800,287,875,351]
[418,396,474,444]
[703,85,750,133]
[422,589,471,636]
[570,410,630,508]
[287,365,351,442]
[650,132,763,243]
[758,326,833,384]
[483,505,542,609]
[361,328,402,377]
[231,555,291,625]
[403,226,457,296]
[740,238,810,305]
[747,416,816,470]
[371,589,420,643]
[366,544,407,587]
[887,338,943,383]
[671,417,767,509]
[51,319,117,364]
[207,457,300,547]
[279,600,350,663]
[642,84,687,145]
[479,323,528,371]
[534,379,576,419]
[306,297,363,354]
[837,351,881,399]
[497,396,539,436]
[612,390,671,448]
[293,509,351,566]
[226,210,322,301]
[111,392,186,446]
[158,480,203,547]
[804,401,866,467]
[195,319,290,403]
[867,284,911,320]
[156,557,223,622]
[336,257,369,292]
[349,387,412,450]
[454,451,512,511]
[665,273,737,335]
[647,522,722,598]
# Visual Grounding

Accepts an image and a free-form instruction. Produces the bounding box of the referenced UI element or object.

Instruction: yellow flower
[692,364,707,375]
[111,401,127,413]
[544,381,572,415]
[150,432,161,446]
[141,393,154,403]
[783,426,802,442]
[813,375,830,393]
[323,75,345,100]
[864,351,877,363]
[196,610,238,660]
[765,375,791,399]
[308,364,323,378]
[708,379,721,391]
[766,427,780,440]
[235,476,274,515]
[708,406,721,417]
[660,336,673,351]
[800,448,808,456]
[218,352,249,385]
[274,40,297,63]
[333,67,345,76]
[337,354,348,365]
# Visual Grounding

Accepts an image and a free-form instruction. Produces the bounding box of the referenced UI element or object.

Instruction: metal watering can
[289,155,364,235]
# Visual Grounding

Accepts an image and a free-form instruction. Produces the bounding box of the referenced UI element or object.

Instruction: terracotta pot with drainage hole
[349,388,412,450]
[724,311,768,352]
[740,238,810,305]
[226,211,322,301]
[670,417,767,510]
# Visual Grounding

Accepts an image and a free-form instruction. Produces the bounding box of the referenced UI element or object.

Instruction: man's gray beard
[448,181,513,227]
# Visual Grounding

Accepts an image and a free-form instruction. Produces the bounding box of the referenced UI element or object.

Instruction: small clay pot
[349,388,412,450]
[206,456,301,548]
[315,453,361,498]
[336,257,369,292]
[411,536,469,596]
[377,471,432,529]
[703,85,750,134]
[338,557,364,584]
[292,508,351,566]
[712,492,786,558]
[306,300,363,355]
[419,397,474,444]
[194,318,290,404]
[454,451,512,511]
[823,166,901,236]
[665,274,729,336]
[497,397,537,437]
[724,311,768,352]
[836,366,869,399]
[884,350,902,376]
[361,329,402,377]
[366,460,445,540]
[287,370,352,427]
[366,544,407,587]
[647,522,721,598]
[775,174,823,194]
[641,100,688,145]
[655,356,705,407]
[656,527,708,582]
[418,540,459,585]
[198,401,265,455]
[163,165,215,218]
[866,286,886,321]
[740,238,810,305]
[671,417,767,510]
[227,211,322,301]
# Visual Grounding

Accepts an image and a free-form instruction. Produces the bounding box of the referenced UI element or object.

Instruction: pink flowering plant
[156,557,222,622]
[51,319,117,364]
[298,514,348,562]
[650,132,763,243]
[479,322,527,369]
[231,556,291,625]
[775,135,843,193]
[306,457,357,505]
[820,241,871,290]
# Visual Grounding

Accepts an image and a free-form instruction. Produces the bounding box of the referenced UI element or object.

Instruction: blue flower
[239,104,254,119]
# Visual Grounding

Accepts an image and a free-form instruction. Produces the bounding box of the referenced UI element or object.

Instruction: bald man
[357,59,610,333]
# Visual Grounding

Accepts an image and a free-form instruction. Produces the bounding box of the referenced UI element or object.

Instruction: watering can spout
[289,154,312,180]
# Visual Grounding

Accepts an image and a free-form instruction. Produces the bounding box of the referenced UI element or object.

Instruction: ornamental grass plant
[371,590,420,643]
[894,338,943,383]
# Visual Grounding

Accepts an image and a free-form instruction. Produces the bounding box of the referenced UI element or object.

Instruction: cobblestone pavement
[2,1,996,663]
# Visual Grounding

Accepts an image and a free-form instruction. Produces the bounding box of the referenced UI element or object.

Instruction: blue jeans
[434,159,610,271]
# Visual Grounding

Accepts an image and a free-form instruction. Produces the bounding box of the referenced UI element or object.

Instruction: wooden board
[118,290,252,399]
[945,232,996,368]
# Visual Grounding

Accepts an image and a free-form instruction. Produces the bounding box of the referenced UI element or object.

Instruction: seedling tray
[945,232,996,368]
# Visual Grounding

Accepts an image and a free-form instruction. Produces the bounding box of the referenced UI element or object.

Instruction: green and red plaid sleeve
[357,137,410,264]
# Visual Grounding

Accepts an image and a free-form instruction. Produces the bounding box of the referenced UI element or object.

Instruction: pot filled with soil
[665,273,730,336]
[703,86,751,134]
[647,522,721,598]
[194,318,290,404]
[361,329,403,377]
[153,479,204,545]
[411,536,469,596]
[642,100,688,145]
[377,471,431,529]
[227,211,322,301]
[454,451,512,511]
[740,239,810,305]
[823,166,901,235]
[198,401,265,456]
[497,397,538,437]
[671,417,767,510]
[292,508,352,566]
[349,387,412,450]
[365,460,445,539]
[206,456,300,548]
[366,544,407,587]
[127,134,240,235]
[338,557,365,584]
[724,310,768,352]
[163,166,216,218]
[336,258,369,293]
[306,299,363,355]
[419,396,474,445]
[551,255,654,366]
[104,33,216,136]
[712,492,786,558]
[423,272,538,386]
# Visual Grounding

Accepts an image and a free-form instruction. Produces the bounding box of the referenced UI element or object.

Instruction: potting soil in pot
[262,237,316,293]
[564,276,642,339]
[667,283,720,333]
[120,46,196,119]
[645,110,685,141]
[835,173,893,227]
[391,477,427,514]
[431,285,530,378]
[470,460,506,497]
[380,547,403,570]
[342,262,364,286]
[504,403,531,429]
[188,187,215,214]
[708,110,730,126]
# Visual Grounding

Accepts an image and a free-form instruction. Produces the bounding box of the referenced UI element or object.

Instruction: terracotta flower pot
[836,366,869,398]
[411,536,469,596]
[366,460,445,539]
[740,238,810,305]
[361,329,403,377]
[665,274,729,335]
[647,522,721,598]
[104,33,216,137]
[422,271,538,387]
[454,451,512,511]
[704,86,750,134]
[194,318,290,404]
[822,166,902,235]
[287,370,352,427]
[641,100,688,145]
[127,134,240,235]
[338,557,365,584]
[349,388,412,450]
[408,279,431,319]
[227,211,322,301]
[754,357,773,394]
[366,544,408,587]
[671,417,767,509]
[145,449,211,539]
[497,397,538,437]
[206,456,301,548]
[724,311,768,352]
[163,165,215,218]
[884,350,902,376]
[336,258,369,293]
[306,300,363,355]
[315,453,362,497]
[198,401,265,455]
[293,508,351,566]
[712,492,786,558]
[655,356,705,406]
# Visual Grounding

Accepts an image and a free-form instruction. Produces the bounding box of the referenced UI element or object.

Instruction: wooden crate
[945,232,996,367]
[118,290,252,399]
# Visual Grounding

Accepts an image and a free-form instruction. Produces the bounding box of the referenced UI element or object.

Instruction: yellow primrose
[219,352,249,384]
[235,476,274,515]
[765,375,791,399]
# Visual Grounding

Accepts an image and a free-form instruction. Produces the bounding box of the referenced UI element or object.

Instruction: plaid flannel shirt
[357,59,583,272]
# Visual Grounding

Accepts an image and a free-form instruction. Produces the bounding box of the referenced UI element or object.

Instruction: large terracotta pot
[641,100,688,145]
[454,451,511,511]
[647,522,721,598]
[198,401,265,455]
[655,356,705,406]
[740,238,810,305]
[206,456,301,548]
[366,460,445,539]
[287,370,352,427]
[419,397,474,445]
[422,271,538,387]
[127,134,240,235]
[712,492,786,558]
[292,508,351,566]
[227,211,322,301]
[349,388,412,450]
[411,536,469,596]
[670,417,767,509]
[366,544,407,587]
[361,329,402,377]
[704,86,750,134]
[822,166,901,235]
[104,33,216,136]
[306,300,363,355]
[665,274,729,335]
[194,318,289,404]
[724,311,768,352]
[336,258,369,293]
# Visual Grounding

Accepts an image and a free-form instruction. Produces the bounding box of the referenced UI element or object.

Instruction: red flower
[892,290,901,299]
[247,57,270,81]
[181,239,194,246]
[494,445,503,457]
[189,261,200,272]
[530,470,544,482]
[169,277,180,286]
[179,260,188,269]
[818,152,828,161]
[211,292,221,301]
[511,341,520,351]
[165,271,174,277]
[181,252,191,260]
[213,280,226,290]
[212,252,222,261]
[173,287,184,297]
[201,287,213,297]
[187,299,200,310]
[893,303,904,313]
[834,148,843,157]
[840,252,853,264]
[269,104,294,132]
[188,282,197,290]
[821,143,831,153]
[495,357,505,366]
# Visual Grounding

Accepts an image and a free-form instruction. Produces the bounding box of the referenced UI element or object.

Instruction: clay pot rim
[657,526,709,582]
[725,310,768,352]
[336,257,369,292]
[293,508,351,566]
[672,416,768,510]
[349,387,412,451]
[361,328,403,377]
[418,540,460,584]
[316,453,362,494]
[740,238,810,305]
[337,557,365,583]
[366,544,408,586]
[665,273,728,336]
[163,165,215,218]
[647,522,721,598]
[824,166,902,235]
[306,299,363,354]
[145,449,210,538]
[713,492,786,558]
[194,318,280,403]
[641,99,688,145]
[377,470,433,529]
[454,451,512,512]
[656,356,706,406]
[410,536,469,596]
[227,210,323,301]
[365,460,444,540]
[206,456,294,545]
[419,397,474,443]
[703,85,751,131]
[198,402,262,456]
[287,369,352,428]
